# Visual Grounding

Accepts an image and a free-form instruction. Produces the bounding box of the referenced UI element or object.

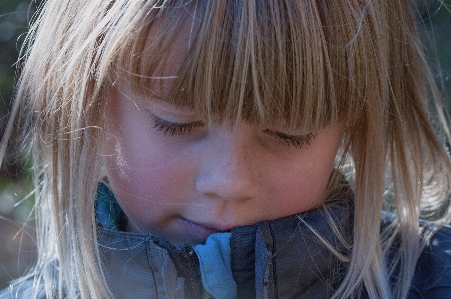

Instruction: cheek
[266,147,339,215]
[104,111,177,190]
[270,169,330,214]
[105,138,182,194]
[103,130,197,217]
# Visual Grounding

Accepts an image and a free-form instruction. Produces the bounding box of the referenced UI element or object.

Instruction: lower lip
[178,217,219,240]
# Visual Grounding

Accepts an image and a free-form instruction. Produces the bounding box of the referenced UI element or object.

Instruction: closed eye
[263,129,315,149]
[151,114,204,136]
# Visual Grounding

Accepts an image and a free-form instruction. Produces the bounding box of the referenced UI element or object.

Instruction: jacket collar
[96,181,354,298]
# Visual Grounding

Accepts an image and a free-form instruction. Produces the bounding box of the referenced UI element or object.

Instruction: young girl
[1,0,451,298]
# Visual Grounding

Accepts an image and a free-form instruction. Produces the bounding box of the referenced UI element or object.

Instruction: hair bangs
[112,0,368,133]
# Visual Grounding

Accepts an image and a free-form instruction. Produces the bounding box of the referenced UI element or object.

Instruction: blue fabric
[95,183,123,231]
[194,233,237,299]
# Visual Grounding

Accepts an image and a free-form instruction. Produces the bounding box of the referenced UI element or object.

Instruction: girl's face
[104,86,343,245]
[103,18,344,246]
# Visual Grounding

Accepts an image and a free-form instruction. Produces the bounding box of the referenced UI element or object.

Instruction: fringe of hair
[1,0,450,298]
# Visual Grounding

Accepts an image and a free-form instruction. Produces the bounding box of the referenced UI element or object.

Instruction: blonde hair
[2,0,450,298]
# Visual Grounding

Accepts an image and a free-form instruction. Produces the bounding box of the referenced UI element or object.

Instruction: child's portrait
[0,0,451,298]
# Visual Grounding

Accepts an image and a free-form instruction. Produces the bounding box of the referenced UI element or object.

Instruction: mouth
[178,217,229,241]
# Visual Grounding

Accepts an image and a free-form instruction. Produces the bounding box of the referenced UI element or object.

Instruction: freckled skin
[103,82,344,246]
[102,16,344,246]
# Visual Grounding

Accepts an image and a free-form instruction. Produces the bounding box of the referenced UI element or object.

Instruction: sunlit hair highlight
[115,0,355,133]
[2,0,451,298]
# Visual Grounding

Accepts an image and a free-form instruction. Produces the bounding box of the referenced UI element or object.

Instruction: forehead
[144,11,199,76]
[117,1,361,131]
[133,10,199,98]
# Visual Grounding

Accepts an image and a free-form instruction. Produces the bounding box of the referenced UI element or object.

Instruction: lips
[178,217,231,240]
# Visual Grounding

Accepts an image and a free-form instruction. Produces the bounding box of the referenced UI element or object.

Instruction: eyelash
[264,130,314,149]
[152,115,203,135]
[152,115,314,148]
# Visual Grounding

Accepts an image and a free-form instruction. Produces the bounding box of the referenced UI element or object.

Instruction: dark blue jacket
[1,185,450,298]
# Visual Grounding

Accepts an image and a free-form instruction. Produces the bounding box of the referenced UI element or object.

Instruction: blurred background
[0,0,450,291]
[0,0,41,291]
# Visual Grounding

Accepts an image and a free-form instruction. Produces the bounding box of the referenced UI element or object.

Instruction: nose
[195,125,258,202]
